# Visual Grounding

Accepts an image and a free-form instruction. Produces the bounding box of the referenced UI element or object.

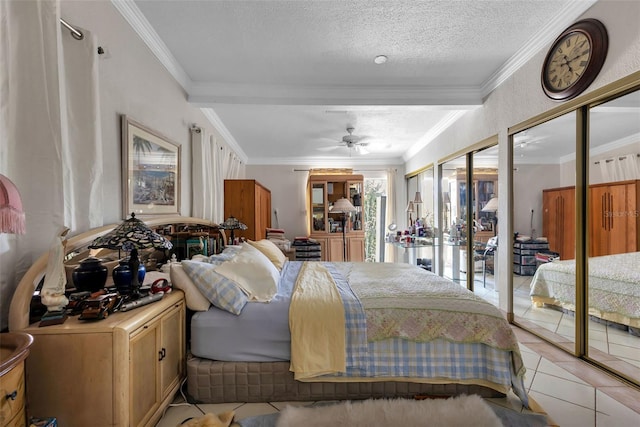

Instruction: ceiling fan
[317,127,372,155]
[513,131,549,149]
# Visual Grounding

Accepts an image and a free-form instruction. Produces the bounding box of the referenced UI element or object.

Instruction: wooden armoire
[224,179,272,241]
[542,180,639,260]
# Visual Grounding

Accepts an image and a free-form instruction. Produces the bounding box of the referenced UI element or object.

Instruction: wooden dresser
[543,180,639,259]
[224,179,272,241]
[21,291,185,427]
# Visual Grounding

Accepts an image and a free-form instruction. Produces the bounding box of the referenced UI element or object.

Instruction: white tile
[518,342,535,354]
[587,338,610,353]
[520,349,541,371]
[536,358,589,385]
[155,404,204,427]
[529,391,595,427]
[270,401,310,411]
[596,390,640,427]
[231,403,279,420]
[617,356,640,369]
[530,371,595,409]
[609,342,640,362]
[607,329,640,349]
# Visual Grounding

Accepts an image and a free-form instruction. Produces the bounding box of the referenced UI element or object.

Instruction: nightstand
[21,291,185,427]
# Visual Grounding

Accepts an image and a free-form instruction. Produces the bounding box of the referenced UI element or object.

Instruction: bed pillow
[204,245,243,265]
[248,239,288,270]
[181,260,248,315]
[169,264,211,311]
[214,242,279,302]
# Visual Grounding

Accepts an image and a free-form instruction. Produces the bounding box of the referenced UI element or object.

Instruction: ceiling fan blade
[356,145,370,155]
[316,145,341,152]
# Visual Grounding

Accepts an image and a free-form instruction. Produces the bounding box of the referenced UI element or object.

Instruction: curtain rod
[593,153,640,165]
[293,168,393,172]
[60,18,84,40]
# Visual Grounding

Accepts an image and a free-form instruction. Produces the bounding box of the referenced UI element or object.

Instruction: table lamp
[89,212,173,298]
[219,216,248,245]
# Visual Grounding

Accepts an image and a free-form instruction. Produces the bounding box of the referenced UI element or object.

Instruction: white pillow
[248,239,288,271]
[170,264,211,311]
[214,242,279,302]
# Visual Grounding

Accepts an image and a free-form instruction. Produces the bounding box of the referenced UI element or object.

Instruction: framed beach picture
[121,115,181,218]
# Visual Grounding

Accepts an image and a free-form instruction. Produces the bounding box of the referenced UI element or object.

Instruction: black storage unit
[292,239,322,261]
[513,240,549,275]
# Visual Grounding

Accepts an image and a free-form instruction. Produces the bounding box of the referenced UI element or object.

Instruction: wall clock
[541,18,608,101]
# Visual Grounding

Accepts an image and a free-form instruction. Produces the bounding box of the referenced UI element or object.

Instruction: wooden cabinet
[589,180,639,257]
[224,179,272,241]
[543,180,639,260]
[308,174,365,261]
[543,186,576,260]
[21,291,185,427]
[0,345,28,427]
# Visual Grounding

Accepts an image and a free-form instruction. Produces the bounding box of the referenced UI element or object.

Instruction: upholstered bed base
[186,356,505,403]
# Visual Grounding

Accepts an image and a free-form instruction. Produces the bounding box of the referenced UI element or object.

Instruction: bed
[8,217,528,408]
[529,251,640,329]
[173,241,528,406]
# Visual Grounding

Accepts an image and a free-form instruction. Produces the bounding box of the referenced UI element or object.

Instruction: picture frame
[121,115,181,218]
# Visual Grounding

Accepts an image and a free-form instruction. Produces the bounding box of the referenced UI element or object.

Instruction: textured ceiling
[124,0,597,165]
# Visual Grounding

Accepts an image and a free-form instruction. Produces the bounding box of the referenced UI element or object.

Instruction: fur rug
[276,395,504,427]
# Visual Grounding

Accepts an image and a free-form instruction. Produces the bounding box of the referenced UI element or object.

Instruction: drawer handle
[6,390,17,401]
[158,347,166,361]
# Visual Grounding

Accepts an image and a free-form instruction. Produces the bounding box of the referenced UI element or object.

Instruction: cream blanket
[289,262,346,379]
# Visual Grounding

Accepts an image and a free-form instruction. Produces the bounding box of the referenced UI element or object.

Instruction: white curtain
[598,153,640,182]
[191,126,216,221]
[0,0,102,329]
[385,168,397,262]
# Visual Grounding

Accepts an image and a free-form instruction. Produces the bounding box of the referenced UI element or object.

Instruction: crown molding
[402,110,470,161]
[247,155,404,166]
[188,83,483,106]
[199,109,248,164]
[480,0,598,97]
[111,0,191,91]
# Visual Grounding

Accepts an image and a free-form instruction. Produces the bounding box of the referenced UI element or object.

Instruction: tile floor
[157,273,640,427]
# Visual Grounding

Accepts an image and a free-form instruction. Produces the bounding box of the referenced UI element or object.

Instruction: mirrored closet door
[587,89,640,384]
[512,111,577,349]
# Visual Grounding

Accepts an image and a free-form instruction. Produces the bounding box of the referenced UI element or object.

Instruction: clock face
[541,19,608,101]
[544,32,592,91]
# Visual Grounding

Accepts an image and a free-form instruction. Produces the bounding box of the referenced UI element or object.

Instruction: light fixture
[406,201,415,227]
[374,55,388,64]
[0,173,26,234]
[89,212,173,297]
[219,216,248,245]
[481,196,499,236]
[331,198,356,261]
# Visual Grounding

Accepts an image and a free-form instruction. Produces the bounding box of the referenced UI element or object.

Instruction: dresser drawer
[0,363,26,426]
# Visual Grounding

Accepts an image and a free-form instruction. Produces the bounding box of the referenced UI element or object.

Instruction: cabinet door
[590,182,637,256]
[130,319,161,427]
[160,303,185,398]
[348,236,365,262]
[543,188,575,260]
[310,182,327,232]
[328,237,345,262]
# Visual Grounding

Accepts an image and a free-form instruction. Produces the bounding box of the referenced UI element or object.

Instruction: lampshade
[331,197,356,213]
[405,201,414,212]
[219,216,248,231]
[413,191,423,204]
[89,212,173,251]
[482,197,499,213]
[0,173,26,234]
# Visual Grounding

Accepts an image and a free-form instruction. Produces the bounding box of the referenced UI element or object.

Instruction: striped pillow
[181,260,248,315]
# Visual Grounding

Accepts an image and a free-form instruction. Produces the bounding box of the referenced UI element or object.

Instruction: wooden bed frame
[10,216,505,405]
